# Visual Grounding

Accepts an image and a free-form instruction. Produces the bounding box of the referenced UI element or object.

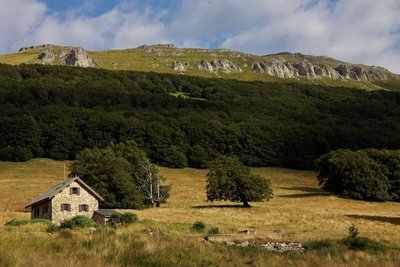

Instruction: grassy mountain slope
[1,44,399,90]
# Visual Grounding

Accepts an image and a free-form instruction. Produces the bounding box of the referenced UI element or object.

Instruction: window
[79,204,89,212]
[61,203,71,212]
[42,205,48,214]
[34,208,40,217]
[71,187,80,195]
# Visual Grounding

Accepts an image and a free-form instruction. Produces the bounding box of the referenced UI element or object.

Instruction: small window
[61,203,71,212]
[34,208,40,217]
[79,204,89,212]
[42,205,48,214]
[71,187,80,195]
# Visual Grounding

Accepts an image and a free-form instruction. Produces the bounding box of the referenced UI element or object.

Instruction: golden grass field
[2,158,400,266]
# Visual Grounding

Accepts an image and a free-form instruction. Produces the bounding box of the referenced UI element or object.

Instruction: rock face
[197,60,214,72]
[252,58,390,82]
[252,58,297,78]
[197,59,242,73]
[171,61,186,72]
[37,47,94,67]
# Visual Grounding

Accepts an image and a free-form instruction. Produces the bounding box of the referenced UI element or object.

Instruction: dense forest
[0,63,400,169]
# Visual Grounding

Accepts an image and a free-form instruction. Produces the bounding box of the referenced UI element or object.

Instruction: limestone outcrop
[36,47,94,67]
[252,58,297,78]
[252,58,390,82]
[197,59,242,73]
[171,61,186,72]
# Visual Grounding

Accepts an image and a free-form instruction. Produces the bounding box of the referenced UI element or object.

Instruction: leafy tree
[206,156,273,207]
[315,149,391,201]
[69,147,144,209]
[69,141,170,209]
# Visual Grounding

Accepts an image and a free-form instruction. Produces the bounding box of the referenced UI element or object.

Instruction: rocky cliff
[252,57,391,82]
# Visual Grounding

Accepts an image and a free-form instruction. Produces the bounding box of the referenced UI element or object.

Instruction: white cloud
[0,0,399,73]
[0,0,46,51]
[218,0,400,72]
[0,0,170,52]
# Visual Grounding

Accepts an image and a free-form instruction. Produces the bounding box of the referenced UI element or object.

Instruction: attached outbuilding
[93,209,115,224]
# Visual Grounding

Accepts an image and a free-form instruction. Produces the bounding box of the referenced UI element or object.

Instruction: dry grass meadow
[2,158,400,266]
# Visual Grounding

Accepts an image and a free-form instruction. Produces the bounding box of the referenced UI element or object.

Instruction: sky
[1,0,399,73]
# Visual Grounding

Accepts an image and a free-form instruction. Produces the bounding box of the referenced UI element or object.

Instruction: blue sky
[0,0,399,72]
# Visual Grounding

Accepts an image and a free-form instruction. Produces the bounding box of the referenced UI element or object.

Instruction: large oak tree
[206,156,273,207]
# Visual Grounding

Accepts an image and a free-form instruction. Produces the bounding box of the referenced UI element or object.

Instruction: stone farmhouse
[25,176,109,224]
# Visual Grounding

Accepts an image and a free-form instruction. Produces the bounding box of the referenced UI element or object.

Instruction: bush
[107,212,139,227]
[338,224,389,252]
[47,223,60,233]
[59,215,96,229]
[191,221,206,232]
[340,237,388,252]
[348,224,359,238]
[207,227,220,235]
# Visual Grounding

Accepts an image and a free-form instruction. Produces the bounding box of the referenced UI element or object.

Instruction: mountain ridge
[0,43,398,90]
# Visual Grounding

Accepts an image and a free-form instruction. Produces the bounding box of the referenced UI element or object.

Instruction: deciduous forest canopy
[1,63,400,169]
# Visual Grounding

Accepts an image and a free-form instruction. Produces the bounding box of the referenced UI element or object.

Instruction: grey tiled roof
[94,209,115,217]
[25,176,104,208]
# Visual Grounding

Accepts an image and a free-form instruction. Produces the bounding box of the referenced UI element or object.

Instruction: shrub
[338,225,389,252]
[207,227,220,235]
[340,237,388,252]
[46,223,60,233]
[348,224,359,238]
[59,215,96,229]
[191,221,206,232]
[107,212,139,227]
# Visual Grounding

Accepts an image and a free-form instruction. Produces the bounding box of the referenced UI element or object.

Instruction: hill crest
[1,43,398,90]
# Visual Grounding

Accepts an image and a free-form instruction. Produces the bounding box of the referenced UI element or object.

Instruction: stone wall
[51,181,99,224]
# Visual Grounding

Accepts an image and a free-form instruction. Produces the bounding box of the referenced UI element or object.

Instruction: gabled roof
[25,176,104,208]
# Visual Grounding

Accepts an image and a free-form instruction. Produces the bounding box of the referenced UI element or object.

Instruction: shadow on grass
[278,192,331,198]
[191,204,247,209]
[277,186,331,198]
[346,214,400,225]
[278,186,322,193]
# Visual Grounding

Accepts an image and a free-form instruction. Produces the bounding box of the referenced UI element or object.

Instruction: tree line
[1,63,400,169]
